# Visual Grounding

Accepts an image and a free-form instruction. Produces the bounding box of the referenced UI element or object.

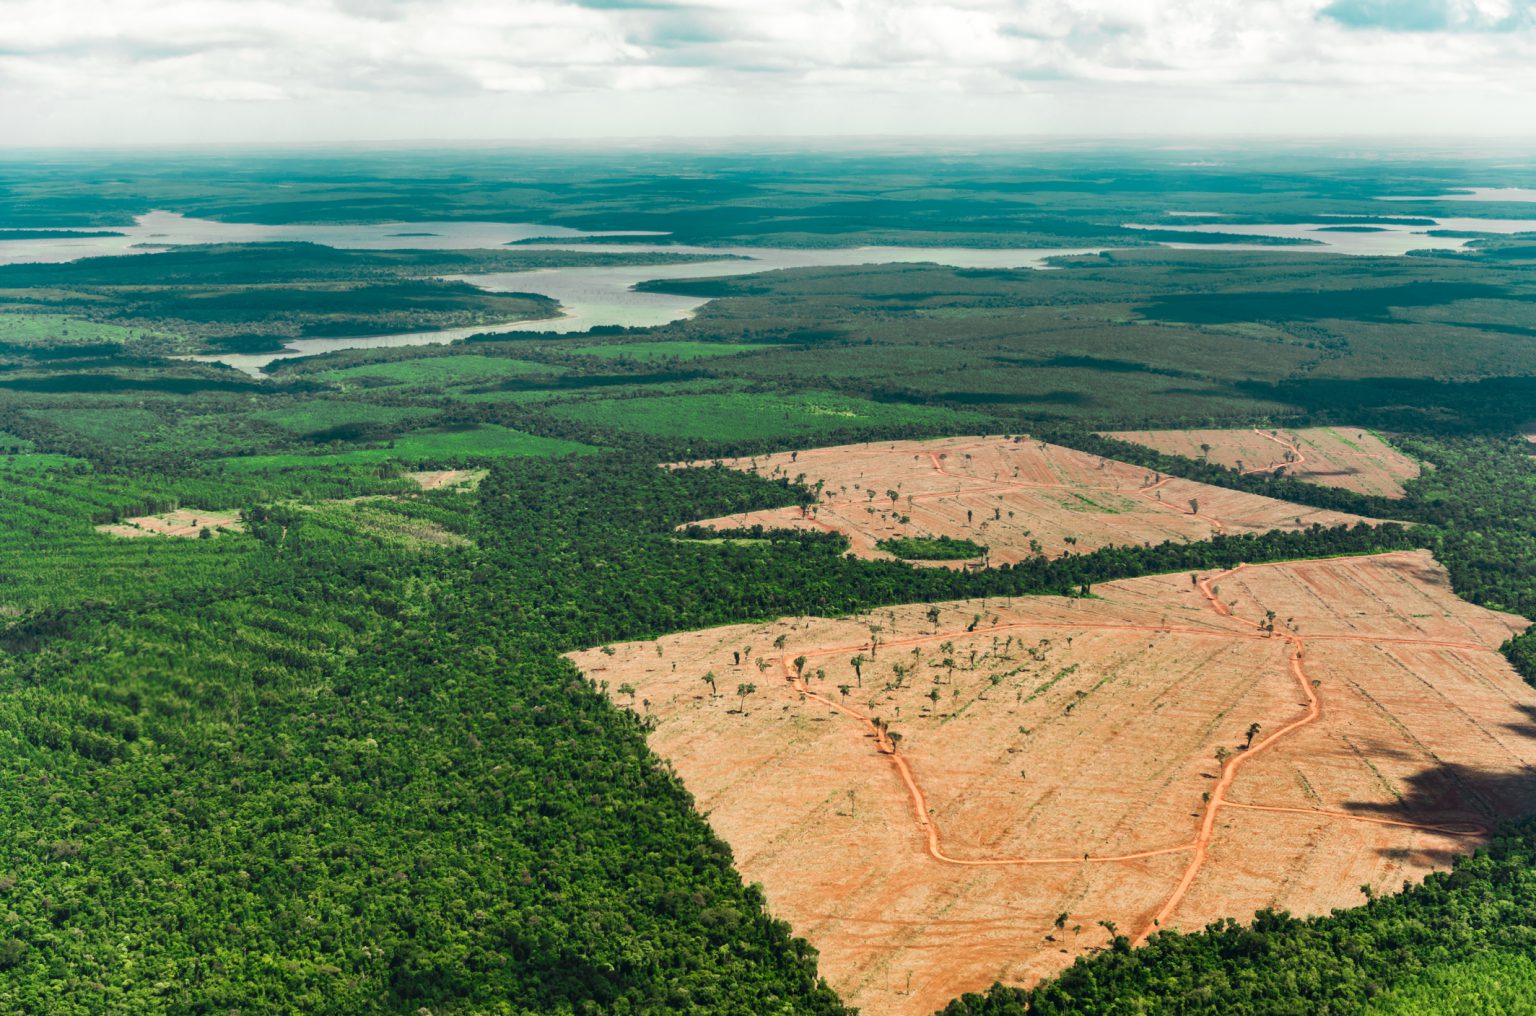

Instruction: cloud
[0,0,1532,142]
[1319,0,1535,32]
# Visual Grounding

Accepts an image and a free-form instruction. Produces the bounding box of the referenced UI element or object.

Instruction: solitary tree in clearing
[1245,722,1262,749]
[702,671,718,698]
[617,683,637,707]
[736,682,757,714]
[838,684,851,703]
[793,655,808,679]
[850,654,866,686]
[1055,912,1069,931]
[1215,745,1232,766]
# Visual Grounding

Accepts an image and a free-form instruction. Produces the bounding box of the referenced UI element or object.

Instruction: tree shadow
[1339,754,1536,869]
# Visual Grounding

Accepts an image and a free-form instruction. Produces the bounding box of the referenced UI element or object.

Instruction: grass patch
[876,535,988,560]
[547,390,985,442]
[219,424,596,471]
[574,341,783,361]
[313,354,565,388]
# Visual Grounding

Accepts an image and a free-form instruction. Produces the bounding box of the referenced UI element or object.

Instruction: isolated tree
[838,684,851,703]
[1188,497,1200,516]
[1215,745,1232,766]
[773,633,788,650]
[1245,722,1262,749]
[926,605,942,625]
[1055,912,1069,930]
[618,683,637,707]
[850,654,866,686]
[793,655,808,679]
[736,682,757,714]
[703,671,718,698]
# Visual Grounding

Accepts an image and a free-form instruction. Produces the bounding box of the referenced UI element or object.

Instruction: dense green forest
[2,148,1536,1013]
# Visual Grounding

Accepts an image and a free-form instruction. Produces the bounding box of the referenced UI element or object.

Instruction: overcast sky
[1,0,1533,146]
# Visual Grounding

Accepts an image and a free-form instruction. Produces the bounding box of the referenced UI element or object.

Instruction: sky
[1,0,1533,145]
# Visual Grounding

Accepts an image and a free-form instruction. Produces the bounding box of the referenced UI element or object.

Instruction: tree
[703,671,718,698]
[1245,722,1261,749]
[736,682,757,714]
[618,682,637,706]
[850,654,866,686]
[1055,912,1069,930]
[793,655,808,679]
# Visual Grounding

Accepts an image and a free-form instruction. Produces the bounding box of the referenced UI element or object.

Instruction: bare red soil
[568,551,1535,1016]
[1104,427,1421,498]
[96,509,245,539]
[677,436,1383,567]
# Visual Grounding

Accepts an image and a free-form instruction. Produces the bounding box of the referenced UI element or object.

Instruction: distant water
[193,245,1095,375]
[0,211,657,265]
[8,204,1536,375]
[1124,213,1536,256]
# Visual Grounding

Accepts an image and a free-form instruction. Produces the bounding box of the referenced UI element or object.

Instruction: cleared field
[97,508,244,538]
[567,550,1536,1016]
[1104,426,1421,498]
[407,468,486,491]
[681,435,1381,566]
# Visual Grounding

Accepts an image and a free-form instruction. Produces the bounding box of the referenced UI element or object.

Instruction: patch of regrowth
[877,535,987,560]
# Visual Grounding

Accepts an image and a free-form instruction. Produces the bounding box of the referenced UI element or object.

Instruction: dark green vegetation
[0,244,726,356]
[2,147,1536,1013]
[876,535,988,560]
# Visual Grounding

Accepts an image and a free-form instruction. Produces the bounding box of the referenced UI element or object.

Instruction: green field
[877,535,988,560]
[313,354,565,388]
[219,423,596,470]
[572,340,783,361]
[0,312,160,348]
[547,389,987,442]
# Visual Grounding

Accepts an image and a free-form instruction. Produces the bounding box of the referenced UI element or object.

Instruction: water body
[1124,214,1536,256]
[10,207,1536,374]
[0,211,656,265]
[194,245,1094,374]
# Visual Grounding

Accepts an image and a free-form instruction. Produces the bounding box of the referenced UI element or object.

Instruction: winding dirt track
[1106,426,1421,498]
[571,549,1536,1014]
[1242,428,1307,475]
[774,555,1494,944]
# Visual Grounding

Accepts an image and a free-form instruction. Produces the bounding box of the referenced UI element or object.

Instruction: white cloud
[0,0,1531,142]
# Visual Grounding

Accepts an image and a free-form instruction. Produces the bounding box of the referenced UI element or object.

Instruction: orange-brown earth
[567,550,1536,1016]
[678,436,1382,567]
[96,508,245,539]
[406,468,486,491]
[1104,426,1421,499]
